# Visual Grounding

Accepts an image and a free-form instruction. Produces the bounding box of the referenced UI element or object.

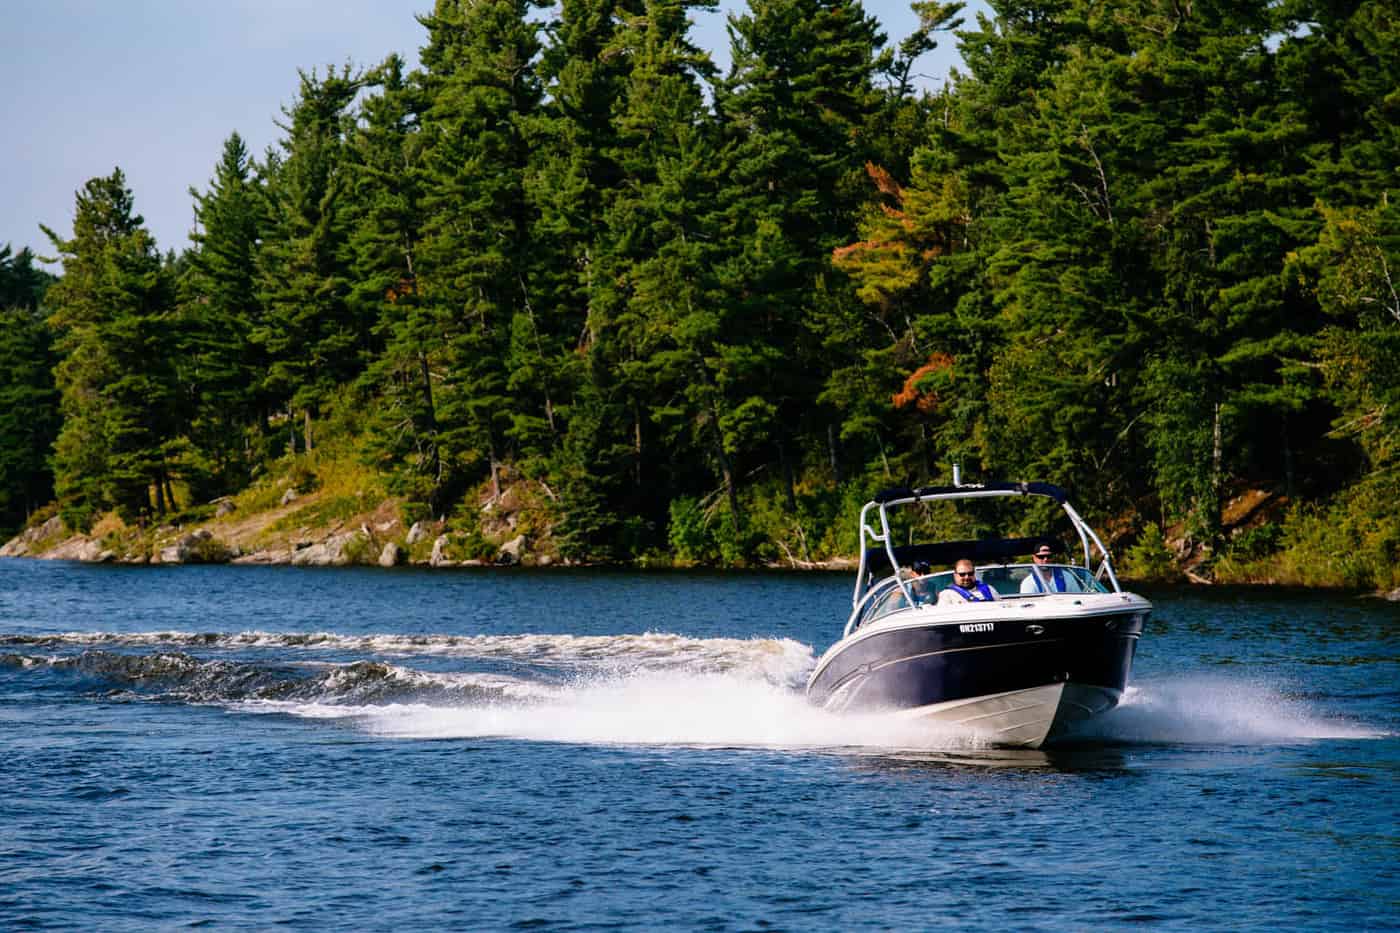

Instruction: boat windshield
[852,564,1107,631]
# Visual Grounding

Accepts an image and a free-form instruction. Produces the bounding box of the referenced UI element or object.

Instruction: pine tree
[523,0,643,513]
[556,0,724,557]
[715,0,891,513]
[0,244,53,308]
[530,0,639,347]
[43,169,179,527]
[1282,0,1400,485]
[181,132,269,494]
[346,55,435,505]
[412,0,545,507]
[0,245,59,535]
[254,67,364,453]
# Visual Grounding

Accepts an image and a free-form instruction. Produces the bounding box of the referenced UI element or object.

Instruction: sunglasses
[1034,553,1052,559]
[954,571,975,578]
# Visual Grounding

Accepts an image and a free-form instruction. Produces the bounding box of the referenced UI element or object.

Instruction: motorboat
[807,478,1151,748]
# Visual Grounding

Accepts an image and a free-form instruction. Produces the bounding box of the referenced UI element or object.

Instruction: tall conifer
[43,170,179,526]
[414,0,544,505]
[715,0,886,517]
[0,246,59,534]
[255,67,364,453]
[182,132,269,493]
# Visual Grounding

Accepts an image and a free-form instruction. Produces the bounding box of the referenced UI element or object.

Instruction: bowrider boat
[807,480,1150,748]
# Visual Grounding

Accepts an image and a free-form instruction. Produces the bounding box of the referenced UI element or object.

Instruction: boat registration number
[959,623,995,633]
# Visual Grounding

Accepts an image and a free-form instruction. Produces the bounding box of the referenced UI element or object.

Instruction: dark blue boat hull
[807,610,1146,741]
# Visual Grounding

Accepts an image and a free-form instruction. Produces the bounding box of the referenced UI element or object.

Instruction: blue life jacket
[947,581,996,602]
[1032,567,1067,593]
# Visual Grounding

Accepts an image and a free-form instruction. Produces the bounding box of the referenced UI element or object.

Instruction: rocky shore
[0,485,543,570]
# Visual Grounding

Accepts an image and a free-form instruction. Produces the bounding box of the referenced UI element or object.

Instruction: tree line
[1,0,1396,581]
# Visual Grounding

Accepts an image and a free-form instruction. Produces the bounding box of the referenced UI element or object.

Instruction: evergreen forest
[2,0,1398,587]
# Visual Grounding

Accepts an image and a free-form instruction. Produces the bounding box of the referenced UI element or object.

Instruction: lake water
[2,560,1397,930]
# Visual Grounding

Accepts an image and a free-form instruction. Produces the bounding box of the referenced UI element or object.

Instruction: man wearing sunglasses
[1019,543,1081,593]
[939,558,1000,604]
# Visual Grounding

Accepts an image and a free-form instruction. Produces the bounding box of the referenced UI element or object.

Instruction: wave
[1,646,988,750]
[0,631,813,684]
[1,650,553,707]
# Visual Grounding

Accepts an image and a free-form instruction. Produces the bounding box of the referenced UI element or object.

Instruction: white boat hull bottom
[886,682,1121,749]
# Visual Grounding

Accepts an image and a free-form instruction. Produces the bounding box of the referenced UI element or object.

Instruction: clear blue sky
[3,1,982,262]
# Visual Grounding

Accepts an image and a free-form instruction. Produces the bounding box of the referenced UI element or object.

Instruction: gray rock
[430,535,454,567]
[156,529,230,565]
[214,498,236,517]
[378,542,402,568]
[280,487,299,506]
[232,549,293,565]
[0,514,65,558]
[536,554,554,568]
[48,540,114,563]
[406,521,431,547]
[44,536,105,562]
[497,534,526,565]
[290,530,366,567]
[1386,588,1400,602]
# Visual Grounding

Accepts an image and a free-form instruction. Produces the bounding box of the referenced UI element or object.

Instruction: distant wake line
[2,632,1385,750]
[0,630,811,679]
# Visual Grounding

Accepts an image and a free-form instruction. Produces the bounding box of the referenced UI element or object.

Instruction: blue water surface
[2,560,1397,930]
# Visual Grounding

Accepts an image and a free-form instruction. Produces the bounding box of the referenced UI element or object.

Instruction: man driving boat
[939,558,1000,604]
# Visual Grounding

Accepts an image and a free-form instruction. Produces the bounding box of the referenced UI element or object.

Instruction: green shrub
[23,502,60,531]
[1264,484,1400,589]
[448,526,497,562]
[667,496,713,565]
[1121,524,1177,582]
[59,501,96,535]
[341,532,372,566]
[713,509,747,566]
[1227,522,1283,560]
[286,459,320,496]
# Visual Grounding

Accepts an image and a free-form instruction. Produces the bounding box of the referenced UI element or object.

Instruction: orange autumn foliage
[892,353,954,413]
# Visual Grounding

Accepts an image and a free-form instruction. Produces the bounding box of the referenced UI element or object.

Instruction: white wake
[1080,676,1384,744]
[260,671,1389,752]
[250,670,989,751]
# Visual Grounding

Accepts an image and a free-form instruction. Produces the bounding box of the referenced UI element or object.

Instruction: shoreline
[5,532,1397,600]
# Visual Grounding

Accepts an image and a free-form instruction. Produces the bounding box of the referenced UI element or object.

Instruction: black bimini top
[861,537,1060,579]
[873,481,1068,505]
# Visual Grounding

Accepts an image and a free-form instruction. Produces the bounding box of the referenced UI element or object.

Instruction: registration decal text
[959,623,995,633]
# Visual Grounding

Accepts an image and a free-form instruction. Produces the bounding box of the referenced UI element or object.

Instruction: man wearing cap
[1020,544,1081,593]
[896,559,937,606]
